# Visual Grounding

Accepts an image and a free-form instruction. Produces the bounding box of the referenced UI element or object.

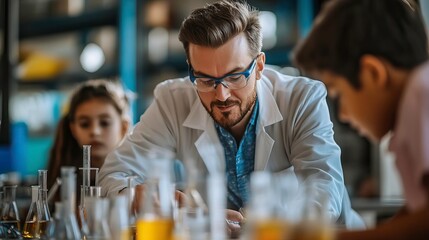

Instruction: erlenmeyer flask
[23,186,42,239]
[38,170,51,238]
[1,185,23,239]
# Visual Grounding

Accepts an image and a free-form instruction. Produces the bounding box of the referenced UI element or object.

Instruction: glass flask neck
[3,185,17,202]
[38,170,48,191]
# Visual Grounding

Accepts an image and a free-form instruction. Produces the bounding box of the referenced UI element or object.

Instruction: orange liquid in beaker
[136,218,173,240]
[253,219,288,240]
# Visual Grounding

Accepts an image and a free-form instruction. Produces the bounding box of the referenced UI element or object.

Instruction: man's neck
[228,104,255,143]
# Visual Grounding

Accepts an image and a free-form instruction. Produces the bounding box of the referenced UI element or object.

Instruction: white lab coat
[99,68,365,229]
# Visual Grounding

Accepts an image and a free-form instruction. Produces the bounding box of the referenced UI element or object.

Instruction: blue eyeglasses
[188,56,259,92]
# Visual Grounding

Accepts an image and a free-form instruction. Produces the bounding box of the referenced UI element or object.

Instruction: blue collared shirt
[215,99,259,210]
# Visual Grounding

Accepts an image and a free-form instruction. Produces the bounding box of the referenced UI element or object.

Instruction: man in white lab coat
[99,0,364,233]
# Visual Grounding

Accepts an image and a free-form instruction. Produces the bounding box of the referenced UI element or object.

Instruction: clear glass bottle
[38,170,51,238]
[1,185,23,239]
[23,186,41,239]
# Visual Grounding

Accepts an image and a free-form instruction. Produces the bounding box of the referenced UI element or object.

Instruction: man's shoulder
[261,68,326,95]
[154,77,197,96]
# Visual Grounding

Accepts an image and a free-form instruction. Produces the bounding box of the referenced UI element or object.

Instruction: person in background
[46,79,130,201]
[293,0,429,239]
[99,0,364,237]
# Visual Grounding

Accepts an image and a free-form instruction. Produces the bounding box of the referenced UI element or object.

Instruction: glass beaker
[23,186,41,239]
[1,185,22,239]
[89,186,101,197]
[136,158,174,240]
[109,195,130,240]
[183,171,209,240]
[83,197,111,240]
[246,172,288,240]
[290,182,334,240]
[136,179,174,240]
[207,173,227,240]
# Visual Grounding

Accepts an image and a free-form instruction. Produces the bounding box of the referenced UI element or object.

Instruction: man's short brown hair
[179,0,262,61]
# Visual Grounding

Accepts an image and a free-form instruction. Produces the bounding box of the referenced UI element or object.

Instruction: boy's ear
[359,55,388,89]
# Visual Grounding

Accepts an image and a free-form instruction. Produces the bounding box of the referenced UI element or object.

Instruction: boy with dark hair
[293,0,429,239]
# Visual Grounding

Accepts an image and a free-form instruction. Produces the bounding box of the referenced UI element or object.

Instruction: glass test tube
[82,145,91,187]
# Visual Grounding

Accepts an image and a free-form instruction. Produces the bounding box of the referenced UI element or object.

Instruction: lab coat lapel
[254,78,283,171]
[183,98,225,174]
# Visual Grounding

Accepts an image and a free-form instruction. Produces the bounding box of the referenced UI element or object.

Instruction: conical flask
[38,170,51,238]
[1,185,22,239]
[23,186,42,239]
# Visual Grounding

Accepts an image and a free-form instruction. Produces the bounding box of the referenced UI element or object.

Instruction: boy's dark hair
[293,0,428,88]
[178,0,262,60]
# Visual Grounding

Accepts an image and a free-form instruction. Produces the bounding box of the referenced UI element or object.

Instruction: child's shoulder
[405,61,429,99]
[409,61,429,88]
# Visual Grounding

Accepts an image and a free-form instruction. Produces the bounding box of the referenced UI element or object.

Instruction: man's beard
[206,90,257,129]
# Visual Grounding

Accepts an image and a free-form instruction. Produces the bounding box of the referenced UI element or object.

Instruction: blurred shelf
[17,67,118,89]
[19,7,118,39]
[264,46,294,66]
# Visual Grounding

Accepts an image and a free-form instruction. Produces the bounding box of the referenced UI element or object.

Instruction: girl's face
[70,98,128,168]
